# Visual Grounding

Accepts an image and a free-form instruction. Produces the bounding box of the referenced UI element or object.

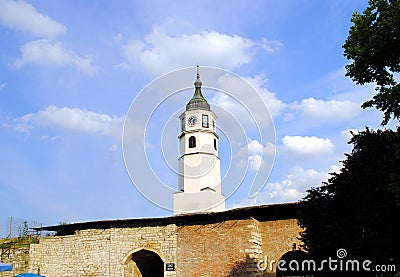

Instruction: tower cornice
[178,129,219,139]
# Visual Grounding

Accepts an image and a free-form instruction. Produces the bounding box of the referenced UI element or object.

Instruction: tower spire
[186,65,210,111]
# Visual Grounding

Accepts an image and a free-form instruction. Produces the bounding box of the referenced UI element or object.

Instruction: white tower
[173,66,225,214]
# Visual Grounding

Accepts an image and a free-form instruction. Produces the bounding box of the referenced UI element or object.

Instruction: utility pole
[9,216,12,238]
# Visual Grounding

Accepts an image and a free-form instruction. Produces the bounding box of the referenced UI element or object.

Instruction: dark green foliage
[18,221,29,238]
[343,0,400,125]
[299,128,400,276]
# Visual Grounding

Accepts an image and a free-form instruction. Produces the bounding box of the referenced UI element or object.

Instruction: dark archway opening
[276,250,315,277]
[131,249,164,277]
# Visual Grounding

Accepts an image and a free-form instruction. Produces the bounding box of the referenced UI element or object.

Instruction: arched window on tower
[189,136,196,148]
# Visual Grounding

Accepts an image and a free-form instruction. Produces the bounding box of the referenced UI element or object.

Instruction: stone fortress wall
[0,247,30,277]
[29,224,177,277]
[12,203,302,277]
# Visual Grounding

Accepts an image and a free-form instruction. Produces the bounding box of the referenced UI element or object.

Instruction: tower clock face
[187,115,197,126]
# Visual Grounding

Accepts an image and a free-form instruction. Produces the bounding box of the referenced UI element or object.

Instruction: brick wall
[259,219,303,275]
[176,218,263,277]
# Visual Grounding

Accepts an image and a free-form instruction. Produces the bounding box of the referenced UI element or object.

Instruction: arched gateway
[276,250,315,277]
[124,249,164,277]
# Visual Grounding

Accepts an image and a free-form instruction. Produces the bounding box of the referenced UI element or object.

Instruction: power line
[1,216,46,238]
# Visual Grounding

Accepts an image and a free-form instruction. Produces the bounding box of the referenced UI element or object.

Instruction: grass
[0,236,40,249]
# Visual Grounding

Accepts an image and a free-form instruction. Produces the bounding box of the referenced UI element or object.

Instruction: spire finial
[194,64,202,88]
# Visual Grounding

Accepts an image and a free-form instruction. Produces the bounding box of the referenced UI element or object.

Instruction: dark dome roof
[186,66,210,111]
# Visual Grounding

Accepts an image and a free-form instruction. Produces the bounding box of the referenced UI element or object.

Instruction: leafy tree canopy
[299,128,400,276]
[343,0,400,125]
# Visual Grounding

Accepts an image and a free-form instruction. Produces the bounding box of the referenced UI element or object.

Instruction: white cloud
[282,135,334,156]
[210,73,286,134]
[229,165,341,208]
[261,37,283,53]
[248,139,265,154]
[236,138,275,171]
[259,165,340,203]
[0,0,66,38]
[13,40,97,75]
[291,97,360,121]
[244,75,287,116]
[14,105,124,138]
[120,26,255,77]
[0,82,5,91]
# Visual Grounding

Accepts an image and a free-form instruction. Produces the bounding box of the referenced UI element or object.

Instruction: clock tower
[173,66,225,214]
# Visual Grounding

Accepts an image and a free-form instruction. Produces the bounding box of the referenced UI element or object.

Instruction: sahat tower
[173,66,225,214]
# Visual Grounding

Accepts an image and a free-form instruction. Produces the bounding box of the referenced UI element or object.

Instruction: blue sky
[0,0,393,236]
